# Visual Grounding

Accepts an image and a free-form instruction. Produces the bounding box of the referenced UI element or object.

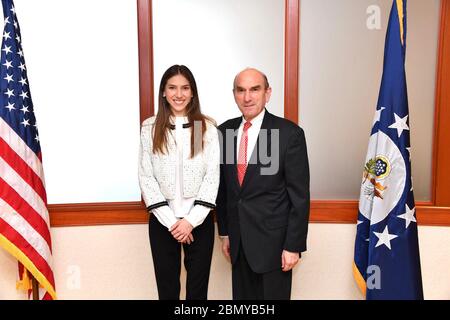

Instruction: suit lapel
[226,118,242,193]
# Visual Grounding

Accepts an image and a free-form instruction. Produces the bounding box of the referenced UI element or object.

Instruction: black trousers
[232,243,292,300]
[149,212,214,300]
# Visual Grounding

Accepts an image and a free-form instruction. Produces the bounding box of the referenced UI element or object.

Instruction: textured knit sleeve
[138,118,177,228]
[193,121,220,210]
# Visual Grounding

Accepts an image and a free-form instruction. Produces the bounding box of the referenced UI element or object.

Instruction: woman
[138,65,219,300]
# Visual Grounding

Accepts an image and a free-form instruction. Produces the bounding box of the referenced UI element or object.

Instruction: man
[216,68,310,300]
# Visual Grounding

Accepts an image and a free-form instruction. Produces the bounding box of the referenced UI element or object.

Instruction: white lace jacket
[138,116,220,211]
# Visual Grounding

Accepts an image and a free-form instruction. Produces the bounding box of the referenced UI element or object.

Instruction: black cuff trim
[147,201,169,212]
[169,123,192,130]
[194,200,216,209]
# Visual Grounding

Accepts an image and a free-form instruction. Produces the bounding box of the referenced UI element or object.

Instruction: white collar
[240,108,265,127]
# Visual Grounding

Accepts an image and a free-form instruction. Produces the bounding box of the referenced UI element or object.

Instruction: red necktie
[237,121,252,186]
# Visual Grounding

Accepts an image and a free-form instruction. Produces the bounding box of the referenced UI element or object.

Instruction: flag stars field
[4,72,12,82]
[388,113,409,137]
[406,147,411,160]
[398,204,417,228]
[374,226,398,250]
[19,90,28,99]
[374,159,387,176]
[20,105,28,113]
[2,44,11,54]
[5,101,14,111]
[3,58,11,68]
[373,106,385,125]
[20,118,29,127]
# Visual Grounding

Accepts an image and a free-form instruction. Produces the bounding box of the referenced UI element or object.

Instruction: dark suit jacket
[216,110,310,274]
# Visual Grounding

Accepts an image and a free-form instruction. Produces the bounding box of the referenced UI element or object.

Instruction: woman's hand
[184,233,194,244]
[170,219,194,243]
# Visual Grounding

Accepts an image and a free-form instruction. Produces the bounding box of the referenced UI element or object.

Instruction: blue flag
[353,0,423,300]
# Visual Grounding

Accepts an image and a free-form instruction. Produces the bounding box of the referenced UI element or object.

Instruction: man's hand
[170,219,193,243]
[281,250,300,272]
[220,236,231,262]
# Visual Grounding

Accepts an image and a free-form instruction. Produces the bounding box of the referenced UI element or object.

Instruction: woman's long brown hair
[152,65,211,158]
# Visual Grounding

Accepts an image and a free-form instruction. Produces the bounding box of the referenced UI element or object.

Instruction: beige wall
[299,0,440,201]
[1,223,449,300]
[153,0,285,126]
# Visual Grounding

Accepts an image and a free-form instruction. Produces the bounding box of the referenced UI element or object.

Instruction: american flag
[0,0,56,299]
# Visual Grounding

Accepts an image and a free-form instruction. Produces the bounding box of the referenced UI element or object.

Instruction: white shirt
[236,109,265,164]
[152,116,211,230]
[172,116,195,218]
